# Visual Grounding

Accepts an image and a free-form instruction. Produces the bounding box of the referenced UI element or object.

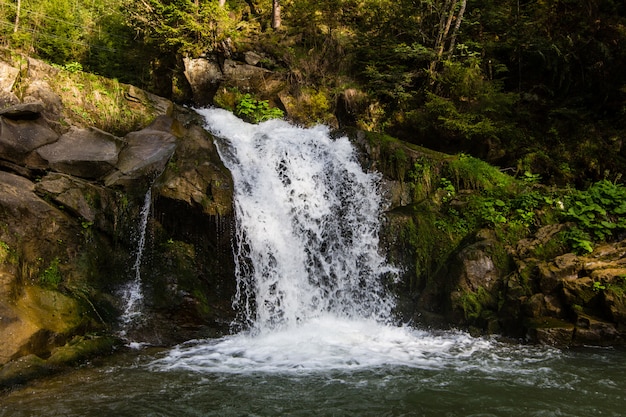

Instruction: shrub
[235,94,284,124]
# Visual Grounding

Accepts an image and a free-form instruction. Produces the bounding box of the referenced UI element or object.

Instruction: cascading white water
[153,109,499,373]
[208,109,397,333]
[119,187,152,329]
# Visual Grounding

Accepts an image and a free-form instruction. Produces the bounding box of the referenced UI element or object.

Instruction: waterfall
[119,187,152,331]
[153,109,489,373]
[204,108,397,333]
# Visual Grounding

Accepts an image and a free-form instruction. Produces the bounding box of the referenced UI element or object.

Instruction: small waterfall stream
[119,187,152,333]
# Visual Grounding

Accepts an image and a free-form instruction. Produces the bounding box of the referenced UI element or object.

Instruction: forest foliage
[1,0,625,186]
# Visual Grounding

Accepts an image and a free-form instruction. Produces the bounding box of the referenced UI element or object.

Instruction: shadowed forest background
[2,0,625,188]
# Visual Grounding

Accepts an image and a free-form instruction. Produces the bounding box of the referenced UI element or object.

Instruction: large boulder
[104,116,178,189]
[0,171,89,366]
[36,127,124,179]
[183,56,224,106]
[505,233,626,346]
[438,230,508,330]
[157,121,233,217]
[0,103,59,169]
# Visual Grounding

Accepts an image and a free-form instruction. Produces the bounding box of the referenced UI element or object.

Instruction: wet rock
[46,336,116,366]
[0,354,51,389]
[527,318,575,346]
[158,123,233,217]
[573,314,619,346]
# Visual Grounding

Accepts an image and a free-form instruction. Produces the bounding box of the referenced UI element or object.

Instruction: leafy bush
[235,94,284,124]
[563,180,626,252]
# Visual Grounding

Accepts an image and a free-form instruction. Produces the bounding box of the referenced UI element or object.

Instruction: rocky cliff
[0,50,236,385]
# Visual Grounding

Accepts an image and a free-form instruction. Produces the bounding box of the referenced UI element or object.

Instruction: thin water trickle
[119,187,152,331]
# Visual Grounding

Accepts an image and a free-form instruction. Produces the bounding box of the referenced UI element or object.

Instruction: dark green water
[1,341,624,417]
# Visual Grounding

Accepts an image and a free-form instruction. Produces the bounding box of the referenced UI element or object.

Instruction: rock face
[510,238,626,346]
[411,224,626,346]
[37,127,123,178]
[0,52,236,380]
[357,130,626,347]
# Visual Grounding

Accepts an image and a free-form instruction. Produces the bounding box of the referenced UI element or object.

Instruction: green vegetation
[235,93,284,123]
[39,257,63,289]
[2,0,626,302]
[2,0,624,187]
[0,240,15,265]
[563,180,626,253]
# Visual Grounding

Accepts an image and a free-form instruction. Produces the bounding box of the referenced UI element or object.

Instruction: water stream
[118,187,153,332]
[2,109,624,415]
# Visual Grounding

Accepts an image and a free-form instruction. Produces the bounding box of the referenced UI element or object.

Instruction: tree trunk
[14,0,21,33]
[447,0,467,57]
[271,0,281,30]
[429,0,467,82]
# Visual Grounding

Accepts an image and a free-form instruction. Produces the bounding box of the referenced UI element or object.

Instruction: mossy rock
[15,286,88,334]
[0,354,51,389]
[47,336,117,366]
[525,317,575,346]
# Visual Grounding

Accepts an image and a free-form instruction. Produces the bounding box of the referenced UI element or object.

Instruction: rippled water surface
[1,339,624,417]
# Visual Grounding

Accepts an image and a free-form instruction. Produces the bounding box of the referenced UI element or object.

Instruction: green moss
[406,202,466,290]
[364,132,413,181]
[39,257,63,289]
[0,241,16,265]
[191,288,211,317]
[456,286,495,322]
[446,153,515,192]
[47,336,116,367]
[529,234,568,262]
